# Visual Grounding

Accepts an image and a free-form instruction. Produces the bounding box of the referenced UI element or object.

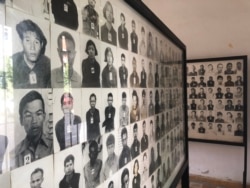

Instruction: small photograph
[6,8,51,89]
[130,18,139,54]
[148,89,155,117]
[82,137,103,188]
[117,11,129,50]
[139,57,148,88]
[101,89,118,133]
[53,88,83,153]
[154,63,160,88]
[82,89,103,141]
[148,144,157,176]
[146,29,154,60]
[118,89,130,128]
[12,0,49,19]
[147,61,154,88]
[54,144,83,188]
[50,0,80,30]
[117,126,132,169]
[101,132,119,182]
[11,155,53,188]
[130,89,140,123]
[148,117,155,144]
[140,89,148,120]
[131,158,142,188]
[129,55,140,88]
[118,165,132,188]
[80,36,101,88]
[100,0,118,46]
[138,23,147,57]
[154,89,160,114]
[130,121,142,160]
[0,172,10,188]
[140,150,149,183]
[9,89,53,170]
[100,43,118,88]
[80,0,100,38]
[117,49,129,88]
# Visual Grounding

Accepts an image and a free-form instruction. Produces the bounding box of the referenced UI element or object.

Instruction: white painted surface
[143,0,250,183]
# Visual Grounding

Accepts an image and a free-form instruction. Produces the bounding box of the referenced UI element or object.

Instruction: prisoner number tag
[91,67,95,74]
[67,125,71,133]
[123,73,126,80]
[122,33,125,39]
[109,72,113,80]
[24,154,31,165]
[142,74,144,79]
[91,22,95,30]
[108,113,111,118]
[133,39,135,44]
[91,168,95,175]
[91,117,94,124]
[29,71,37,84]
[124,157,127,164]
[64,4,68,12]
[133,77,136,84]
[123,112,125,118]
[135,146,137,152]
[108,32,112,42]
[134,178,137,184]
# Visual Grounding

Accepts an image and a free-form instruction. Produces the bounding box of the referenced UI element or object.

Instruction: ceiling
[143,0,250,59]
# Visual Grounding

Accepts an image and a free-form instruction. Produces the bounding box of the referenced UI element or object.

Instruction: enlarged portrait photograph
[6,7,51,89]
[11,155,54,188]
[187,57,246,143]
[9,89,53,170]
[50,24,82,88]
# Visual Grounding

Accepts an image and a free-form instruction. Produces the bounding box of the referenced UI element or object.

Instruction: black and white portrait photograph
[6,7,51,89]
[100,44,117,88]
[80,36,101,87]
[100,0,117,46]
[54,144,83,188]
[9,89,53,170]
[80,0,100,38]
[51,0,80,31]
[82,138,103,188]
[130,89,140,124]
[11,155,53,188]
[50,24,82,88]
[117,48,129,88]
[53,88,83,153]
[82,89,103,141]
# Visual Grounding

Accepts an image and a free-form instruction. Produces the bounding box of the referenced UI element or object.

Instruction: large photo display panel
[0,0,187,187]
[187,56,247,145]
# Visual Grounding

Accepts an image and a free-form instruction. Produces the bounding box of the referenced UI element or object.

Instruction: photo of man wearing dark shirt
[119,53,128,88]
[102,93,116,132]
[118,13,128,50]
[131,123,140,159]
[130,20,138,53]
[119,127,131,168]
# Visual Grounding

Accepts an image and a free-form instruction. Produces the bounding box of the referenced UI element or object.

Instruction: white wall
[143,0,250,183]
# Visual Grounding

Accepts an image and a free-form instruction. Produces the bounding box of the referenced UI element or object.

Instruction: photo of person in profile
[102,134,118,181]
[121,168,129,188]
[81,40,100,87]
[82,0,99,38]
[101,1,117,46]
[118,13,128,50]
[131,123,140,159]
[102,47,117,87]
[10,90,53,169]
[55,93,82,151]
[102,93,116,132]
[51,31,81,88]
[83,141,102,188]
[0,135,8,174]
[86,93,100,141]
[30,168,44,188]
[59,154,80,188]
[130,20,138,53]
[130,90,140,123]
[132,159,141,188]
[51,0,79,30]
[119,127,131,168]
[130,57,140,88]
[13,19,51,89]
[119,92,129,127]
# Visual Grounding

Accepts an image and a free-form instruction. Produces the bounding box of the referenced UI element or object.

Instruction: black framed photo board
[0,0,188,187]
[187,56,247,145]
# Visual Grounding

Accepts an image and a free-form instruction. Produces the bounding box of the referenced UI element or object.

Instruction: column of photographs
[187,59,245,143]
[0,0,186,187]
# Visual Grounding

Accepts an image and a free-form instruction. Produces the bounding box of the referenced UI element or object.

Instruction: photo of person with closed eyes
[101,1,117,46]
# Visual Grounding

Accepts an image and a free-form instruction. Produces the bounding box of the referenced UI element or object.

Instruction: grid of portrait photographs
[0,0,187,187]
[187,57,247,144]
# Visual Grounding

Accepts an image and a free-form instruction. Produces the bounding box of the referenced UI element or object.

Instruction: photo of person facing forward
[11,90,53,169]
[102,93,116,132]
[101,1,117,46]
[51,31,81,88]
[118,13,128,50]
[13,19,51,89]
[119,53,128,88]
[132,159,141,188]
[81,40,100,87]
[119,92,129,127]
[59,154,80,188]
[130,20,138,53]
[30,168,44,188]
[130,90,140,123]
[55,93,82,151]
[102,47,117,87]
[119,127,131,168]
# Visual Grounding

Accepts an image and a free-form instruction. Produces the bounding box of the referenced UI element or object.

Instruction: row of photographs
[187,61,243,76]
[0,88,185,172]
[2,0,181,64]
[0,6,183,89]
[1,130,185,188]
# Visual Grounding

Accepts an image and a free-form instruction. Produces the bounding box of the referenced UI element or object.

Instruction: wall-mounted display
[0,0,188,187]
[187,56,247,145]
